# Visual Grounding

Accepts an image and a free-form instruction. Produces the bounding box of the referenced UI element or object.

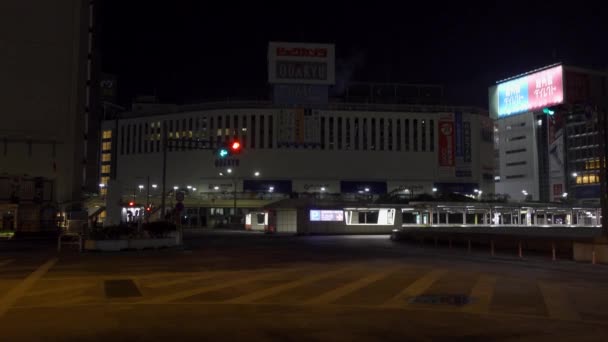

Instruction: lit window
[100,176,109,184]
[100,188,107,195]
[102,141,111,151]
[101,165,111,174]
[102,130,112,139]
[101,153,111,162]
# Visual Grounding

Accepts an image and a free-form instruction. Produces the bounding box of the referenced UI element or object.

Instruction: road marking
[0,259,14,268]
[145,272,228,289]
[0,258,57,317]
[139,270,284,304]
[24,283,94,297]
[304,266,402,305]
[462,275,496,314]
[224,265,357,304]
[381,269,446,308]
[538,282,581,321]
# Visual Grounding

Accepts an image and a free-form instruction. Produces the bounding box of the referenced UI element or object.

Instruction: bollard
[518,241,523,258]
[592,250,597,265]
[468,240,472,253]
[551,242,556,261]
[491,240,495,256]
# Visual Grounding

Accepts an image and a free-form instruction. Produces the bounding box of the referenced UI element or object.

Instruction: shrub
[89,224,135,240]
[142,221,177,238]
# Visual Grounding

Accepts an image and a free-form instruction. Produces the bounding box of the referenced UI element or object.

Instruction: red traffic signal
[128,201,135,207]
[229,140,242,154]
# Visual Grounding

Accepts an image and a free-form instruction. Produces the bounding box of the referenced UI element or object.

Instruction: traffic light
[217,140,242,158]
[128,201,135,207]
[217,147,229,158]
[229,140,242,154]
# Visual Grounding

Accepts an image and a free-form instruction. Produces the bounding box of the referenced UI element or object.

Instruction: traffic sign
[176,191,185,202]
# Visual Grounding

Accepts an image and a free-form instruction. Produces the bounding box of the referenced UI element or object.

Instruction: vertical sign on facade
[438,119,455,167]
[463,122,472,163]
[455,111,463,158]
[548,114,565,201]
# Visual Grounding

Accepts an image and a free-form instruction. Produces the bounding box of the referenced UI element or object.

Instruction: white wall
[105,108,494,196]
[496,112,539,200]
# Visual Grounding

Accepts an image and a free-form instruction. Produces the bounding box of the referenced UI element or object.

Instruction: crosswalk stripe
[0,259,15,268]
[138,270,291,304]
[24,283,94,297]
[381,269,446,308]
[462,275,496,314]
[0,258,57,317]
[538,282,581,321]
[224,265,358,304]
[304,266,402,305]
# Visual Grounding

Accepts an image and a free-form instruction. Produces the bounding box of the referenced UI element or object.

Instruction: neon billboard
[496,65,564,117]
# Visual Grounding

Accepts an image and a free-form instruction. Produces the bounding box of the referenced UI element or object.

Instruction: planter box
[84,239,129,252]
[84,232,182,252]
[129,238,176,250]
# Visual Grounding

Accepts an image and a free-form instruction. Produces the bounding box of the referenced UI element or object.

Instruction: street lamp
[562,192,568,198]
[99,183,105,188]
[254,171,260,177]
[320,187,326,192]
[152,184,158,189]
[214,186,219,190]
[192,187,197,191]
[432,187,437,193]
[173,186,178,190]
[187,185,192,189]
[227,168,232,174]
[138,185,144,190]
[572,172,578,177]
[364,187,370,192]
[219,172,223,176]
[269,186,274,192]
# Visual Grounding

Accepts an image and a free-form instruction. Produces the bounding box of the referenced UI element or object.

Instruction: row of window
[116,115,438,155]
[575,173,600,185]
[320,117,434,152]
[505,161,526,167]
[505,148,526,155]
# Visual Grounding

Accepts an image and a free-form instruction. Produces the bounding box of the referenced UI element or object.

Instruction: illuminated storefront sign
[309,210,344,222]
[497,65,564,117]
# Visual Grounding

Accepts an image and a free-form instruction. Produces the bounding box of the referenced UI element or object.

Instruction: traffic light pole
[160,122,168,221]
[160,135,240,223]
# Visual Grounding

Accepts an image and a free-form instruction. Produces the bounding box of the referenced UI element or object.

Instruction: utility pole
[146,175,150,208]
[598,106,608,237]
[161,121,168,221]
[233,175,237,223]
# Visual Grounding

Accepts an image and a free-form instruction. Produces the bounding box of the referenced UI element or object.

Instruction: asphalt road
[1,230,608,341]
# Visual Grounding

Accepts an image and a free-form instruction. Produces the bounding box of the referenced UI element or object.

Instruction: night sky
[100,1,608,108]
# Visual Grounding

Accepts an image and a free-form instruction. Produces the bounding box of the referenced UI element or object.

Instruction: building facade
[97,101,495,227]
[0,0,95,232]
[491,64,608,204]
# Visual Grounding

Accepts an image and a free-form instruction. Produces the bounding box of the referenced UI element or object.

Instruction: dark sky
[100,1,608,108]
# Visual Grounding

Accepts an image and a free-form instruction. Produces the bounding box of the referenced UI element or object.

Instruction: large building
[491,64,608,204]
[0,0,97,232]
[91,42,495,228]
[97,101,494,227]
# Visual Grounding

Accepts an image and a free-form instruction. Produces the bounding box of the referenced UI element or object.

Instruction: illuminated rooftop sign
[496,65,564,118]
